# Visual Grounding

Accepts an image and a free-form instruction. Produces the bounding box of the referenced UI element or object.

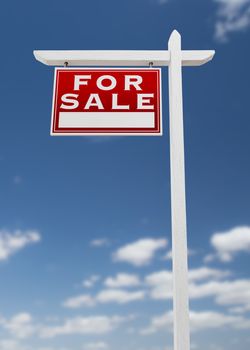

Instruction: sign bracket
[34,49,214,67]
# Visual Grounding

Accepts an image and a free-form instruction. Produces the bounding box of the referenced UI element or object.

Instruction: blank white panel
[58,112,155,128]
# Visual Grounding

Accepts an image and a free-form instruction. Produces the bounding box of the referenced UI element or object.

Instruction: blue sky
[0,0,250,349]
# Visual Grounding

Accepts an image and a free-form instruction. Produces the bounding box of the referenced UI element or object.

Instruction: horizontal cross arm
[33,50,215,67]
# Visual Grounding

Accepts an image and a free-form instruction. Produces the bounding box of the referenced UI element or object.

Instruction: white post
[168,30,190,350]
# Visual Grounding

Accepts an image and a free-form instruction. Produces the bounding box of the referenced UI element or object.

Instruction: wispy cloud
[0,339,68,350]
[83,275,100,288]
[63,288,145,308]
[96,289,145,304]
[63,294,96,308]
[40,315,129,338]
[13,176,22,185]
[84,342,108,350]
[0,230,41,261]
[112,238,168,267]
[90,238,110,248]
[0,312,131,339]
[0,339,29,350]
[158,0,169,4]
[214,0,250,41]
[104,273,141,288]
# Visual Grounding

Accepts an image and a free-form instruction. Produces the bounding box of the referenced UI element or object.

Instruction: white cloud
[189,280,226,299]
[131,268,249,319]
[145,270,173,300]
[229,305,250,314]
[84,342,108,350]
[104,273,140,288]
[0,312,132,340]
[65,266,250,313]
[203,254,216,263]
[214,0,250,41]
[90,239,110,247]
[0,339,25,350]
[0,340,66,350]
[83,275,100,288]
[208,226,250,262]
[141,310,250,334]
[63,294,96,308]
[140,311,172,335]
[145,267,229,300]
[63,288,145,308]
[189,279,250,312]
[96,289,145,304]
[188,267,230,281]
[0,313,37,339]
[113,238,168,267]
[0,230,41,261]
[144,267,250,311]
[215,279,250,310]
[40,315,128,338]
[190,310,249,332]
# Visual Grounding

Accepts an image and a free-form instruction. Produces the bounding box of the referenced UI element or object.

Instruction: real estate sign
[51,68,162,136]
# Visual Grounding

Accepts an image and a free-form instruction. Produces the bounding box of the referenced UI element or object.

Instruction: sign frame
[51,67,162,136]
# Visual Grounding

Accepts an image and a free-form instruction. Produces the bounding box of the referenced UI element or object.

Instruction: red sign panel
[51,68,162,135]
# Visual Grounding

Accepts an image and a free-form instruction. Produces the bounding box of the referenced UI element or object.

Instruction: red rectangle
[51,68,162,135]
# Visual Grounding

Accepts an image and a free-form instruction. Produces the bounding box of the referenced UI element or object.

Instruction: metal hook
[149,62,153,68]
[64,61,69,67]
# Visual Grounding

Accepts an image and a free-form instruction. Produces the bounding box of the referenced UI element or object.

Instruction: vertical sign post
[168,30,190,350]
[33,32,215,350]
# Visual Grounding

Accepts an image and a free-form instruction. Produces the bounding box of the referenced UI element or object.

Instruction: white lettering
[137,94,154,110]
[125,75,142,91]
[74,75,91,90]
[60,93,79,109]
[84,94,104,110]
[97,75,117,91]
[112,94,129,110]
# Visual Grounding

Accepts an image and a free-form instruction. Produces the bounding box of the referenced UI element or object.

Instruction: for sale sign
[51,68,162,135]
